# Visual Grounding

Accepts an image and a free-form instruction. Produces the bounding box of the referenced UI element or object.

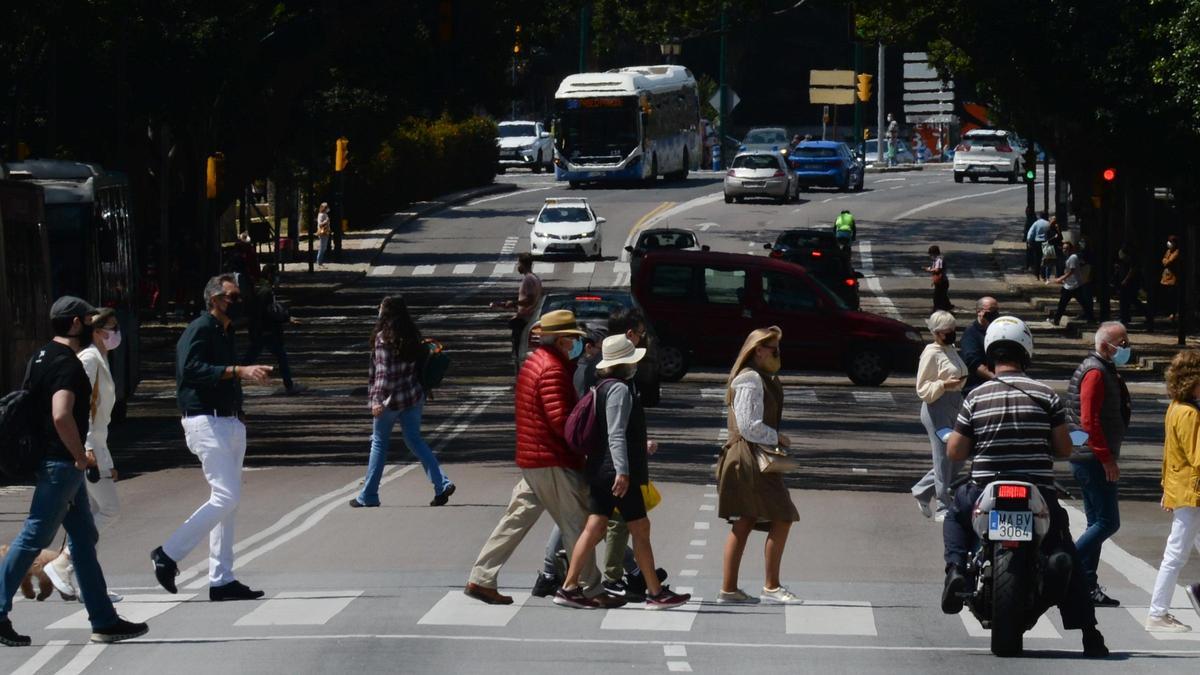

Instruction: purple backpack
[565,379,619,457]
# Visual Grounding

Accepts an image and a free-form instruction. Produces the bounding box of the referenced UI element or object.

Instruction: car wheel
[724,192,733,204]
[656,344,689,382]
[533,151,543,174]
[969,176,979,183]
[953,172,964,183]
[569,180,581,189]
[846,348,890,387]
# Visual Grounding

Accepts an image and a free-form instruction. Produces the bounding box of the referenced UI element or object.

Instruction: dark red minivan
[631,250,923,385]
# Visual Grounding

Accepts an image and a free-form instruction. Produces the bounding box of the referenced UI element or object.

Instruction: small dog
[0,544,62,601]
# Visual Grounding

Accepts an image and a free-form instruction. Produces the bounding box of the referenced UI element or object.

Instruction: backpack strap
[20,354,35,390]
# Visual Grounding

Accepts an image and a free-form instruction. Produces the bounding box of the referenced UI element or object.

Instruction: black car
[625,227,709,278]
[517,290,661,406]
[764,229,861,309]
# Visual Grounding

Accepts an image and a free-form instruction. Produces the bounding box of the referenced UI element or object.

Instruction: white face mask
[100,328,122,351]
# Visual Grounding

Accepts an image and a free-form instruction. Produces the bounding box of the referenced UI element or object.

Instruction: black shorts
[588,475,647,522]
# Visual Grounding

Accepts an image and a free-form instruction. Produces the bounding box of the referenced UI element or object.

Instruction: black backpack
[0,358,41,478]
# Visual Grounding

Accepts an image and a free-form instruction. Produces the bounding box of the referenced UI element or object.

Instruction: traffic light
[513,24,522,55]
[205,153,224,199]
[1023,149,1037,182]
[1102,167,1116,182]
[856,74,873,102]
[334,137,349,172]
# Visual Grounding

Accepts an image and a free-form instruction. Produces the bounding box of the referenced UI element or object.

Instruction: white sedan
[527,198,605,259]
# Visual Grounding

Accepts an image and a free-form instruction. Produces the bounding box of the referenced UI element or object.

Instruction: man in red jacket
[466,310,605,605]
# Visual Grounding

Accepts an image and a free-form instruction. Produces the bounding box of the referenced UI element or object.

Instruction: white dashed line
[693,522,710,530]
[452,264,476,275]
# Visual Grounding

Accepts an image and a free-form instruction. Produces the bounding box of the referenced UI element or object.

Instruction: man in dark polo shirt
[941,316,1108,658]
[0,297,148,647]
[151,274,272,602]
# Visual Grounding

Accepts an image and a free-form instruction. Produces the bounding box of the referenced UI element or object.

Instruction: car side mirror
[701,245,710,252]
[596,217,607,224]
[763,243,773,250]
[624,245,634,253]
[526,217,535,225]
[540,132,550,139]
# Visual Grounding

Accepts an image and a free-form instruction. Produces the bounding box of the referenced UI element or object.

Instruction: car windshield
[543,294,631,319]
[638,231,696,249]
[744,130,787,145]
[965,136,1008,148]
[732,154,779,169]
[539,207,590,223]
[795,147,837,158]
[499,124,537,138]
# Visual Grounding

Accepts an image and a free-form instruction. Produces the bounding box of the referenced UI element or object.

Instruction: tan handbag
[753,444,798,474]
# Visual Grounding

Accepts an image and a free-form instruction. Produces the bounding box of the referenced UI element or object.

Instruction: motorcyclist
[834,210,856,256]
[941,316,1109,658]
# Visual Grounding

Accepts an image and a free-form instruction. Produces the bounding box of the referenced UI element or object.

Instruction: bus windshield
[44,203,91,300]
[557,100,639,161]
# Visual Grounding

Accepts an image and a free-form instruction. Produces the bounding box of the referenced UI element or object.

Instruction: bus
[1,160,141,418]
[553,65,701,187]
[0,180,52,394]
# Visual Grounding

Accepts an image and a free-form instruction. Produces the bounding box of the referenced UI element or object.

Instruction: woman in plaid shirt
[351,296,456,508]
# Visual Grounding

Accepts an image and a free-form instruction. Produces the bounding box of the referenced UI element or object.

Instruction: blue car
[787,141,864,192]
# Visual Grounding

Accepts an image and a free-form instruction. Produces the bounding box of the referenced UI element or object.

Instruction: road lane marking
[667,662,693,672]
[891,185,1025,221]
[875,178,907,183]
[679,570,699,577]
[413,265,436,276]
[53,644,106,675]
[501,236,519,254]
[11,640,68,675]
[891,267,916,277]
[235,590,364,626]
[856,241,902,320]
[574,262,595,274]
[464,185,556,206]
[852,391,894,404]
[453,264,476,275]
[492,262,515,276]
[368,265,396,277]
[533,262,555,274]
[689,540,706,547]
[785,601,878,636]
[699,504,715,511]
[620,201,676,260]
[686,554,703,560]
[791,388,818,404]
[960,612,1060,639]
[601,596,702,632]
[48,594,195,629]
[418,591,532,627]
[693,522,709,530]
[664,645,687,657]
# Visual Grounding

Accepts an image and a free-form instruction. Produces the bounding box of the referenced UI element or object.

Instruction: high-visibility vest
[835,213,855,233]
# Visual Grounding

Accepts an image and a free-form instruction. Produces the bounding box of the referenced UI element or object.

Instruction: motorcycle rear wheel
[991,547,1027,657]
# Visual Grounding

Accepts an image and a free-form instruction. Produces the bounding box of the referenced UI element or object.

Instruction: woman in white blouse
[45,309,123,602]
[715,326,801,605]
[910,310,968,521]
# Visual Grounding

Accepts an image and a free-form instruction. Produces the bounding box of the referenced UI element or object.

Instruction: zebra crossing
[368,260,630,280]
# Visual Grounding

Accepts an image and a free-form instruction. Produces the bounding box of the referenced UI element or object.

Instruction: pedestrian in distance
[925,245,952,312]
[1159,235,1181,324]
[1145,350,1200,632]
[466,310,607,606]
[242,264,305,395]
[554,335,690,610]
[716,326,802,605]
[960,297,999,396]
[1048,216,1066,277]
[151,274,271,602]
[941,316,1109,657]
[910,311,968,522]
[1049,241,1096,325]
[351,295,455,509]
[1115,246,1148,328]
[315,202,331,267]
[45,308,125,603]
[1025,213,1050,279]
[886,113,899,167]
[1067,322,1132,608]
[0,297,147,647]
[491,252,542,371]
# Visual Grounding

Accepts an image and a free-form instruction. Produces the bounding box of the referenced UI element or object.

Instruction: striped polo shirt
[954,374,1065,486]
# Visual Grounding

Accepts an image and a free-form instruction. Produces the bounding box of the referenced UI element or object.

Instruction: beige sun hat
[538,309,587,337]
[596,334,646,369]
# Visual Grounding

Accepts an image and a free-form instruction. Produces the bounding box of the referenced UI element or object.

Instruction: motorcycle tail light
[997,484,1028,499]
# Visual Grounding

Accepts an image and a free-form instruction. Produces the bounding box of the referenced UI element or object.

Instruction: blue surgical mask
[1111,344,1131,366]
[568,338,583,360]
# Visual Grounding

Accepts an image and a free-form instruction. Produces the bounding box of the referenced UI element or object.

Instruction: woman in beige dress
[716,326,801,604]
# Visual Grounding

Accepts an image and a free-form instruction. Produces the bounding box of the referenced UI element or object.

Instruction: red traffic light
[1102,168,1116,181]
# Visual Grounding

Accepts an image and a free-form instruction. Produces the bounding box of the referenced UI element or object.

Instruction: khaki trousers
[469,466,600,590]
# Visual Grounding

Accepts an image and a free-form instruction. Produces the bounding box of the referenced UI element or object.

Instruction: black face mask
[225,299,245,321]
[943,331,957,346]
[982,310,999,324]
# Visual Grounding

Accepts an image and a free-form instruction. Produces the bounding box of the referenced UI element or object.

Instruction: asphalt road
[1,167,1198,674]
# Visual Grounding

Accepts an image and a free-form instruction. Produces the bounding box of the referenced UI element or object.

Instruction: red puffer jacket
[515,345,581,470]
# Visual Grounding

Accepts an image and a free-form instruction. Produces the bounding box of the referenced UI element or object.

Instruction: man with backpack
[466,309,611,606]
[0,296,148,647]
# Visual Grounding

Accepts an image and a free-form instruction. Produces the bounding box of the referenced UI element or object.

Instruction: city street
[1,169,1197,673]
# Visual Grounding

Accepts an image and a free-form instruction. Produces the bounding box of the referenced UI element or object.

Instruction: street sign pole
[876,43,885,164]
[718,5,727,170]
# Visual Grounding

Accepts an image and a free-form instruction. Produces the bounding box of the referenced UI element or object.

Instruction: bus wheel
[677,149,690,181]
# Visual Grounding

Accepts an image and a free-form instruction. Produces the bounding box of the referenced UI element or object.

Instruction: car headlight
[905,330,923,342]
[533,230,546,238]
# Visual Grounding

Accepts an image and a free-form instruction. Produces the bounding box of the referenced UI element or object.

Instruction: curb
[865,165,926,174]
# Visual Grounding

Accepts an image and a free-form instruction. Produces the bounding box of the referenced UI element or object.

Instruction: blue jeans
[1071,459,1120,590]
[357,399,451,506]
[0,459,117,629]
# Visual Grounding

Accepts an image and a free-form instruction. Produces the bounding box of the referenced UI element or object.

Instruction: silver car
[723,151,797,204]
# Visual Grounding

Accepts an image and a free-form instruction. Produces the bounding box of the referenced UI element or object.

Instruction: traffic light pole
[853,42,862,157]
[718,5,727,170]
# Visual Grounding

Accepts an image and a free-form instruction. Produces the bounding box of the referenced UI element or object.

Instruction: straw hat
[596,334,646,369]
[537,309,586,337]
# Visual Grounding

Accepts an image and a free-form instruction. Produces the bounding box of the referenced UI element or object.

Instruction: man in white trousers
[151,274,272,601]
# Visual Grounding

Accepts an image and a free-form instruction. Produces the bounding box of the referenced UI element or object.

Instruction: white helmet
[984,315,1034,361]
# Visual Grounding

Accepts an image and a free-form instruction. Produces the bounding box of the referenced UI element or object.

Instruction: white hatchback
[527,198,605,259]
[953,129,1024,183]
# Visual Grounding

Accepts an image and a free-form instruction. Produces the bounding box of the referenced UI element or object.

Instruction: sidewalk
[991,236,1198,379]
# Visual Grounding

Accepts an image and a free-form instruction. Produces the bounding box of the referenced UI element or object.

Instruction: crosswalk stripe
[533,262,556,274]
[852,391,895,404]
[368,265,396,277]
[413,265,436,276]
[47,593,194,630]
[614,262,630,274]
[960,612,1061,639]
[235,590,363,626]
[601,598,703,632]
[493,262,515,276]
[791,388,818,404]
[574,262,595,274]
[11,639,68,675]
[785,601,878,636]
[453,264,476,275]
[418,591,531,627]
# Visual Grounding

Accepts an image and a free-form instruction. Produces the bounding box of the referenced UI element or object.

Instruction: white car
[527,198,605,259]
[953,129,1025,183]
[497,121,553,173]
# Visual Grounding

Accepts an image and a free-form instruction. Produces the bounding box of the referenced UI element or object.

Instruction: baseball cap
[49,296,99,321]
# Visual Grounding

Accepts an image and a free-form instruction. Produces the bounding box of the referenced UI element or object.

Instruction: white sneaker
[76,592,123,604]
[1146,613,1192,633]
[716,588,760,604]
[760,586,803,604]
[916,498,932,519]
[45,554,78,599]
[934,511,947,523]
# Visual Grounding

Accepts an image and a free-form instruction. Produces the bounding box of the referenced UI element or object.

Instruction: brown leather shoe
[464,583,513,605]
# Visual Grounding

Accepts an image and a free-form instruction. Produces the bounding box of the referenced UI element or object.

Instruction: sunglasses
[220,292,242,302]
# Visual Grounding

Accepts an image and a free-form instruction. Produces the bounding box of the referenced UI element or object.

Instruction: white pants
[86,476,120,534]
[163,416,246,586]
[1149,505,1200,617]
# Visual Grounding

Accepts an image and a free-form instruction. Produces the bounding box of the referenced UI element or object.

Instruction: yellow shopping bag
[614,481,662,517]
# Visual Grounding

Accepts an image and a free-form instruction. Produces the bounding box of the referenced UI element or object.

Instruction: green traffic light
[1025,170,1035,181]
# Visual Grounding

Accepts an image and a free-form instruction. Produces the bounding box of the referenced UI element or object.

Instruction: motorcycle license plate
[989,510,1033,541]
